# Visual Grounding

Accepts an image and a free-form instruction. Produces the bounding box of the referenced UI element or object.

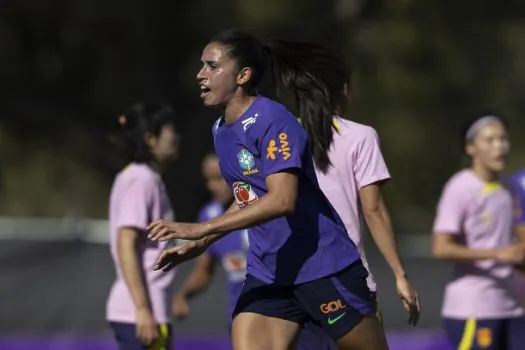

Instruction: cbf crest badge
[237,148,259,176]
[476,327,492,348]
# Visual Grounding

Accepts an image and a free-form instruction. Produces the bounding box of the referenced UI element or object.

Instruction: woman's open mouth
[200,85,211,98]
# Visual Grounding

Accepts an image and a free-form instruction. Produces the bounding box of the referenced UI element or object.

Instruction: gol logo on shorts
[320,299,347,314]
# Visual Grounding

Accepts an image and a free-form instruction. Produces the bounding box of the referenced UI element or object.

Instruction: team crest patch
[476,327,492,348]
[222,252,247,282]
[237,148,259,176]
[222,252,247,272]
[233,181,258,207]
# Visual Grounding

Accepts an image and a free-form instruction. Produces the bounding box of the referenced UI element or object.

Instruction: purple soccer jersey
[510,168,525,309]
[212,96,360,285]
[511,169,525,225]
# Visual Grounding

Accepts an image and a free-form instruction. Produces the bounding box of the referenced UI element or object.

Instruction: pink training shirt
[315,117,391,292]
[106,163,176,324]
[433,169,524,319]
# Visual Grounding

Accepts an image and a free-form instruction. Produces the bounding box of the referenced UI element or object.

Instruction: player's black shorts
[232,259,377,340]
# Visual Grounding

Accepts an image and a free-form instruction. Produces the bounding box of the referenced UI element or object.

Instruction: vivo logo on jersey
[242,114,258,131]
[266,133,291,161]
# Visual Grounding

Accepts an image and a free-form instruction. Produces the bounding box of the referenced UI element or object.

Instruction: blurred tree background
[0,0,524,233]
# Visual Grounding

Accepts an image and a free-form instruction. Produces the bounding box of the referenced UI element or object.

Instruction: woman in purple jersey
[173,153,338,350]
[147,29,389,350]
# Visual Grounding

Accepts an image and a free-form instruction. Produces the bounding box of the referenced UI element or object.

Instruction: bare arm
[202,170,298,245]
[117,227,151,311]
[176,252,216,299]
[224,201,241,215]
[360,184,406,277]
[360,183,421,325]
[432,233,498,262]
[516,225,525,243]
[151,201,245,272]
[199,201,241,245]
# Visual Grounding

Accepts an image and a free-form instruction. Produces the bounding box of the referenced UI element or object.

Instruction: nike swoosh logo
[327,313,346,325]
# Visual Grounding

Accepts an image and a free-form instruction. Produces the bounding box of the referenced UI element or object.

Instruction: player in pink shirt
[106,101,180,350]
[292,69,421,325]
[313,114,420,325]
[433,116,525,349]
[296,73,420,325]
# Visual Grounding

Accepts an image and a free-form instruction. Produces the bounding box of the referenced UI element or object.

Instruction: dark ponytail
[266,39,350,172]
[110,101,177,163]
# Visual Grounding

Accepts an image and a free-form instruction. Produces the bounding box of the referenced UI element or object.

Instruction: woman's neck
[148,159,165,173]
[470,162,498,182]
[224,93,257,124]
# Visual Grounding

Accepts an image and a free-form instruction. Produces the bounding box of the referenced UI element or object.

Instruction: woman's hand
[153,239,210,272]
[147,221,211,242]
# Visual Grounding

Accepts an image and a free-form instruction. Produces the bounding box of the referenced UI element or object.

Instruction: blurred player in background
[106,101,180,350]
[432,115,525,349]
[173,153,337,349]
[510,168,525,307]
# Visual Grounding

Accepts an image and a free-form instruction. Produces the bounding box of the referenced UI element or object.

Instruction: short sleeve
[260,115,307,176]
[511,174,525,225]
[115,178,157,232]
[432,179,468,235]
[351,128,391,189]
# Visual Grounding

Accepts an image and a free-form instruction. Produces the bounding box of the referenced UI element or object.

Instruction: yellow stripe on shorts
[148,324,170,350]
[458,318,476,350]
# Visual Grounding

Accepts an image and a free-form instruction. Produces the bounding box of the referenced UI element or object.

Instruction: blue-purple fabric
[212,96,359,285]
[510,169,525,225]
